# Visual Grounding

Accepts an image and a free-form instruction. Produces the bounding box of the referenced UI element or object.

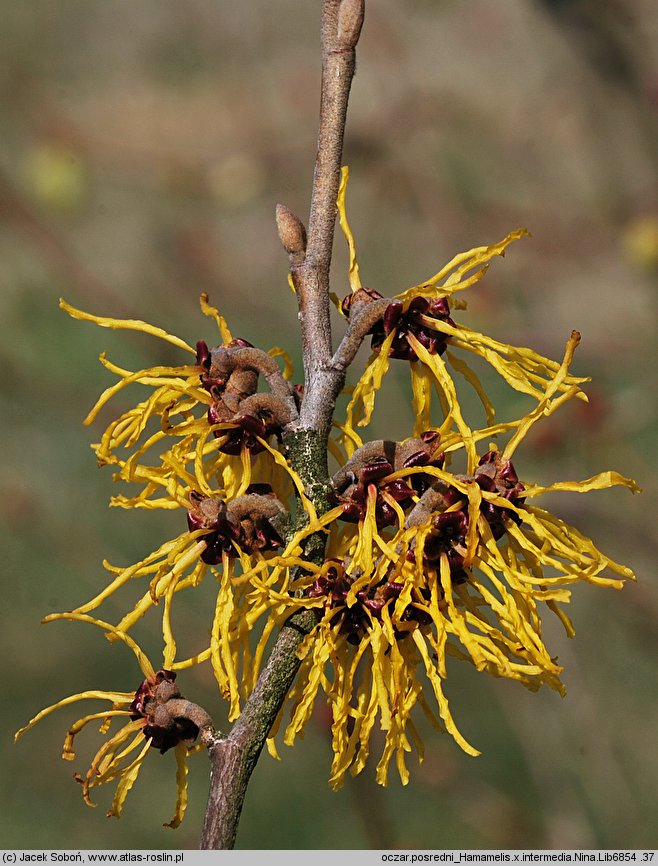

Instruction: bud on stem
[336,0,365,50]
[276,204,307,265]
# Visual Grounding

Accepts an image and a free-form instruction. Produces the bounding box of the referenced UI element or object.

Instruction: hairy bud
[336,0,365,50]
[276,203,307,264]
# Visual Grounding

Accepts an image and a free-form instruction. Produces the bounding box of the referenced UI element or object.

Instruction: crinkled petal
[60,299,195,354]
[199,293,233,344]
[106,737,152,818]
[164,742,190,828]
[397,229,529,302]
[337,166,362,294]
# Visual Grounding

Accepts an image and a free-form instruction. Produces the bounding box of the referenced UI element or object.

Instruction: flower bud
[336,0,365,50]
[276,204,307,262]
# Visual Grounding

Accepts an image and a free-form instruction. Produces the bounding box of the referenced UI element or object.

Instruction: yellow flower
[53,297,342,726]
[60,296,296,507]
[56,296,308,646]
[335,167,588,459]
[15,615,206,827]
[278,438,637,788]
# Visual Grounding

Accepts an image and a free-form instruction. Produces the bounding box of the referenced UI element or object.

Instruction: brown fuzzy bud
[332,440,396,493]
[187,493,224,530]
[226,492,287,526]
[227,492,288,552]
[336,0,365,50]
[188,489,289,558]
[238,392,295,429]
[276,204,307,264]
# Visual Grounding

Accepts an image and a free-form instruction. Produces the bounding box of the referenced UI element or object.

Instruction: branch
[332,295,389,370]
[199,607,317,850]
[281,0,365,440]
[199,0,365,849]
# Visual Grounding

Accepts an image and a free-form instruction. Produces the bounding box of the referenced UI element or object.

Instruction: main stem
[199,0,364,849]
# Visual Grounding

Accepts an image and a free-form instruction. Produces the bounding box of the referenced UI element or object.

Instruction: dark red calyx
[371,295,455,361]
[360,457,393,484]
[196,340,211,370]
[216,413,268,454]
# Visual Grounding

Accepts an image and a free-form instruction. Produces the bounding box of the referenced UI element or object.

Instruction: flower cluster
[195,336,299,454]
[279,431,635,787]
[332,433,445,527]
[187,486,288,564]
[17,169,638,822]
[342,289,455,361]
[15,617,211,826]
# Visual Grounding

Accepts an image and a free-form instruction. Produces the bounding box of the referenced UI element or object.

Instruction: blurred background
[1,0,657,851]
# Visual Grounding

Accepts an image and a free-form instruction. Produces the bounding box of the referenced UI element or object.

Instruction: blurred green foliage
[1,0,656,850]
